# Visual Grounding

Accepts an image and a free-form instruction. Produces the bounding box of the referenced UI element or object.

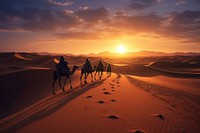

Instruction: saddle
[83,64,92,72]
[56,64,70,75]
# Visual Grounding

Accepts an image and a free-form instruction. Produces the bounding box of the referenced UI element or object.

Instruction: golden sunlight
[117,44,126,54]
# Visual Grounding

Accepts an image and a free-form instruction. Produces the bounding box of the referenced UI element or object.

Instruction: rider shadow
[1,78,107,133]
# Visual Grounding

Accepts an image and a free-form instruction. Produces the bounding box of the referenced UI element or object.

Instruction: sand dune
[127,75,200,125]
[14,53,32,61]
[148,61,200,74]
[130,75,200,95]
[186,57,200,65]
[1,73,199,133]
[0,53,200,133]
[111,63,200,78]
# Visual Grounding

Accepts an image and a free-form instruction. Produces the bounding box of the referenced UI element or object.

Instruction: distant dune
[87,50,200,57]
[14,53,32,61]
[148,61,200,74]
[187,57,200,65]
[149,61,199,68]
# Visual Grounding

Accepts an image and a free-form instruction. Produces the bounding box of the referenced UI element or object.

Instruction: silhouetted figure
[85,58,91,67]
[107,64,112,77]
[80,58,96,85]
[52,56,78,95]
[95,60,106,80]
[57,56,69,74]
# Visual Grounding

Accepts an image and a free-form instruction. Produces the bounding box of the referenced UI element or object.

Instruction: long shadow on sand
[0,78,107,133]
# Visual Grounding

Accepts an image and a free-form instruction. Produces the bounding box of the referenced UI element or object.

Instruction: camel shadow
[0,78,107,133]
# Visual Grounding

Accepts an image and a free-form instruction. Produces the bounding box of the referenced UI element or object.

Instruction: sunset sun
[117,45,126,54]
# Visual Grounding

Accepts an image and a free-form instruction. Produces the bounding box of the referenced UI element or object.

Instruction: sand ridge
[14,53,32,61]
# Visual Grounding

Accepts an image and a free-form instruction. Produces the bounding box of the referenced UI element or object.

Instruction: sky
[0,0,200,54]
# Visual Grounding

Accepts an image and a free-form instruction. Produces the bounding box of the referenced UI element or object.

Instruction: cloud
[0,0,199,44]
[75,7,109,24]
[175,0,200,5]
[175,0,187,5]
[47,0,73,6]
[129,0,158,10]
[0,0,109,31]
[0,0,79,31]
[111,12,163,33]
[55,31,103,40]
[159,10,200,43]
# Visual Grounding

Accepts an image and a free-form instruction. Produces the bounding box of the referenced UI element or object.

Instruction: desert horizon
[1,50,200,57]
[0,0,200,133]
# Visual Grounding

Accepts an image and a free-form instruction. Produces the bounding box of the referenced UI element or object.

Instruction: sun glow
[117,44,126,54]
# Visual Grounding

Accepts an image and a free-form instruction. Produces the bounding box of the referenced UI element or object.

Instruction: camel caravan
[52,56,112,95]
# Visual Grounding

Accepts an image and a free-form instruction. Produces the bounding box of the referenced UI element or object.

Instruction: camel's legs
[94,71,97,80]
[90,73,93,82]
[98,71,101,80]
[52,79,57,95]
[80,73,83,85]
[59,77,64,92]
[107,71,110,77]
[68,76,73,89]
[62,77,67,92]
[84,73,89,84]
[99,71,103,79]
[84,73,86,83]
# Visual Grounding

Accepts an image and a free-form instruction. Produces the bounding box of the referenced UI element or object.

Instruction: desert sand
[0,52,200,133]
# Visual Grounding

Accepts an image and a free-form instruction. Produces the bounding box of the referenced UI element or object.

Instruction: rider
[57,56,70,74]
[59,56,68,66]
[84,58,92,71]
[98,60,103,68]
[85,58,91,66]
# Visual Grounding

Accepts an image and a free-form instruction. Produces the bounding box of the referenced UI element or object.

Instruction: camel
[94,61,106,80]
[52,64,78,95]
[80,64,97,85]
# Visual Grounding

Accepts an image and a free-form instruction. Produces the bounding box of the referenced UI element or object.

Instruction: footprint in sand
[102,88,106,90]
[104,92,111,95]
[111,90,115,92]
[110,83,115,86]
[110,99,116,102]
[152,114,165,120]
[131,130,145,133]
[98,101,105,104]
[111,86,115,89]
[107,115,119,120]
[86,96,92,98]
